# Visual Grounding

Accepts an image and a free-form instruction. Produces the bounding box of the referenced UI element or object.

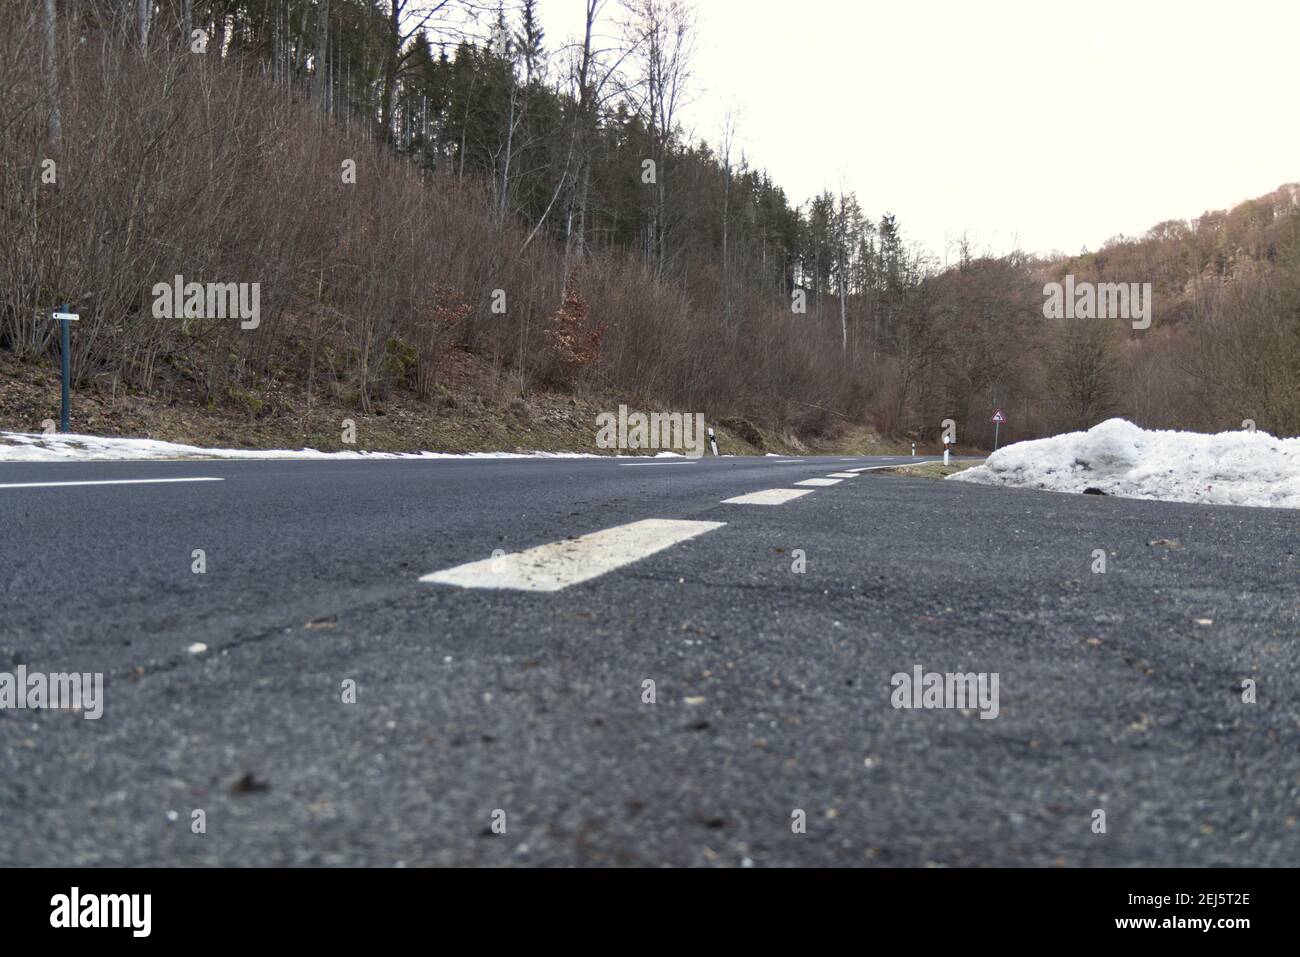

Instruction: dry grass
[876,461,985,479]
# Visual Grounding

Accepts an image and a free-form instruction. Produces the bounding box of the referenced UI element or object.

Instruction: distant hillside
[908,185,1300,447]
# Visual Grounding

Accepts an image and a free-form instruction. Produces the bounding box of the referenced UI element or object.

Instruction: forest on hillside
[3,1,1298,448]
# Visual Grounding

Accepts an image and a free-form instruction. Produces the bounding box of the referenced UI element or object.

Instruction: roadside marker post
[911,442,916,457]
[52,305,79,433]
[707,427,718,457]
[943,435,950,466]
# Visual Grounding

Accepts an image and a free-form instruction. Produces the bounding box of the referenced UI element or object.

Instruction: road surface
[0,454,1296,866]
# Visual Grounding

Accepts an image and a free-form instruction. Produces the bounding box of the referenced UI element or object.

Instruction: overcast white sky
[532,0,1300,260]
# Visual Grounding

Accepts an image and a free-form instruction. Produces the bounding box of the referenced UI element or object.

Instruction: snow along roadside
[946,418,1300,509]
[0,431,684,463]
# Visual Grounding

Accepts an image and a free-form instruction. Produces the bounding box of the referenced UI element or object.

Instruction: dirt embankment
[0,350,914,457]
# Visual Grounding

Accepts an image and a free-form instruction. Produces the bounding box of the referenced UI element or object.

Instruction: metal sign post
[52,306,79,433]
[991,409,1007,452]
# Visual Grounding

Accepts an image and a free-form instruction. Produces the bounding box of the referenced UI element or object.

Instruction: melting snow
[948,418,1300,509]
[0,431,607,463]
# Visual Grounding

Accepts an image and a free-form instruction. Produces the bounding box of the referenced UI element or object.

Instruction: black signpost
[52,304,78,433]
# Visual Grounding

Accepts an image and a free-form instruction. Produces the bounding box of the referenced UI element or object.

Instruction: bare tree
[892,291,944,428]
[489,13,519,226]
[42,0,61,147]
[622,0,695,276]
[837,192,853,354]
[313,0,330,110]
[531,1,636,271]
[1045,318,1122,430]
[566,0,609,266]
[138,0,151,48]
[719,107,738,320]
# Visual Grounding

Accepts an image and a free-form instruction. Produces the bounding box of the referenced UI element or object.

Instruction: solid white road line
[721,488,814,505]
[826,472,859,479]
[774,460,805,464]
[420,518,725,593]
[0,478,225,490]
[618,460,699,466]
[795,478,842,487]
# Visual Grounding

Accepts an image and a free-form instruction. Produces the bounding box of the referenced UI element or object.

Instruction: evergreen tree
[517,0,545,84]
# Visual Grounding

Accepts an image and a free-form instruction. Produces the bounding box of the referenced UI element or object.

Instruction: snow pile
[947,418,1300,509]
[0,431,606,463]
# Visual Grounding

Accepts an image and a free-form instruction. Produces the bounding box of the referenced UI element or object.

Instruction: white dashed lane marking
[826,472,859,479]
[420,518,725,593]
[795,478,842,487]
[721,488,814,505]
[618,460,699,466]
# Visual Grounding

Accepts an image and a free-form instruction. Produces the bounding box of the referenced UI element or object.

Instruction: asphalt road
[0,453,1296,867]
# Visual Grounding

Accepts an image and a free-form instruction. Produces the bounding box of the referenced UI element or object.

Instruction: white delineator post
[911,442,916,457]
[708,427,718,457]
[943,435,950,467]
